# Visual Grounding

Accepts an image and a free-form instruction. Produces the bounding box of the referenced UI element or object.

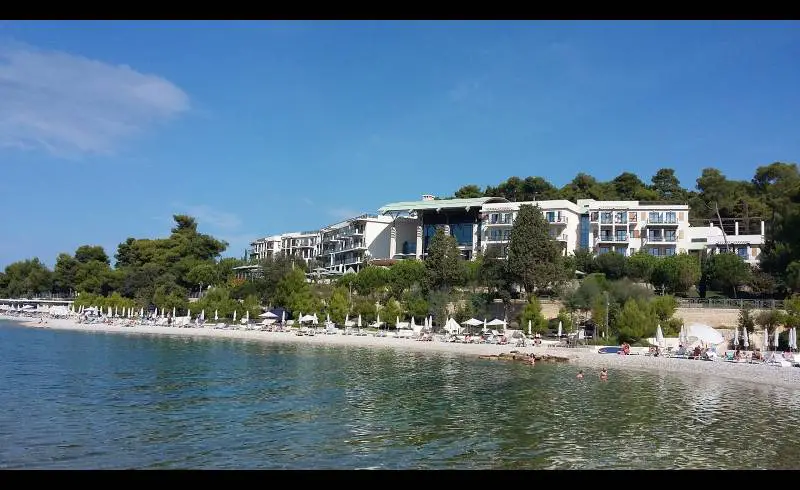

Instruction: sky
[0,20,798,268]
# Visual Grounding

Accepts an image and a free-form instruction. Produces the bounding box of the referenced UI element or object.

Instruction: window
[601,212,613,224]
[738,247,748,258]
[546,211,555,223]
[665,231,676,242]
[598,247,611,255]
[649,248,661,256]
[614,212,627,224]
[579,215,590,249]
[450,223,474,246]
[664,248,676,256]
[665,212,677,224]
[649,212,662,223]
[615,231,628,241]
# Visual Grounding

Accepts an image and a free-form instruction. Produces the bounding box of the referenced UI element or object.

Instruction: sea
[1,320,798,469]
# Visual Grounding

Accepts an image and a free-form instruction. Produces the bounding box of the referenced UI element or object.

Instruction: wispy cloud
[302,197,314,206]
[327,207,359,220]
[0,41,190,157]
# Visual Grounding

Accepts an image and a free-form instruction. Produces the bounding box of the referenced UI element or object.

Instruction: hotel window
[664,248,676,256]
[649,212,663,223]
[738,247,748,258]
[546,211,555,223]
[614,212,627,224]
[600,231,613,241]
[665,212,677,224]
[590,212,599,222]
[615,231,628,241]
[665,231,676,242]
[649,248,661,256]
[648,231,663,242]
[600,212,613,224]
[598,247,611,255]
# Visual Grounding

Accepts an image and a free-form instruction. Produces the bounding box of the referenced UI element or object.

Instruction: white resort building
[244,195,766,278]
[579,199,692,257]
[316,214,398,275]
[687,220,765,266]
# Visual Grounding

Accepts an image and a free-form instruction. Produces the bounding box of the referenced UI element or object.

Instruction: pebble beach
[4,314,800,391]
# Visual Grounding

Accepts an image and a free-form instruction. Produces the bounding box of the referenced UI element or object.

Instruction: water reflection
[1,322,800,469]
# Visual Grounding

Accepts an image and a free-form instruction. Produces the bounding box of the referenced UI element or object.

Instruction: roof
[379,197,508,214]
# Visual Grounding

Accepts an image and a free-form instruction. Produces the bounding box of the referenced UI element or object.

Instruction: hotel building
[316,214,400,274]
[579,199,692,257]
[280,231,320,265]
[248,234,283,262]
[687,220,765,266]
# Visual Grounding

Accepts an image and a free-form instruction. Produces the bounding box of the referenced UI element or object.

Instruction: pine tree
[425,227,464,291]
[506,204,564,295]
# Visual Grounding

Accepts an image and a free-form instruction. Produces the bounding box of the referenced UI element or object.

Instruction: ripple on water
[2,321,800,469]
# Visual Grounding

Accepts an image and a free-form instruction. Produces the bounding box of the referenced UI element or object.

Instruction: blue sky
[0,20,798,268]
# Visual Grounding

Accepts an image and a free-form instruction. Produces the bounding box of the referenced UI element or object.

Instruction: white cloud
[0,41,190,157]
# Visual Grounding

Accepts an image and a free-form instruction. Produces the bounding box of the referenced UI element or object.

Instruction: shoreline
[3,315,800,391]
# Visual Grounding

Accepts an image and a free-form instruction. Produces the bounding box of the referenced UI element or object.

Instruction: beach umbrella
[396,315,400,328]
[327,313,332,325]
[200,309,205,321]
[114,306,118,317]
[557,321,563,339]
[656,323,664,348]
[764,328,769,352]
[233,310,237,322]
[528,320,532,336]
[743,327,749,349]
[214,310,219,321]
[774,329,780,351]
[245,310,249,323]
[377,314,381,328]
[108,306,112,317]
[791,328,797,351]
[281,310,286,323]
[358,314,362,328]
[186,308,191,320]
[734,326,739,347]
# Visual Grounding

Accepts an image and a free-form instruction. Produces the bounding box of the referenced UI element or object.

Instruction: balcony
[546,215,568,224]
[644,235,677,244]
[645,215,679,226]
[486,234,510,243]
[550,233,569,242]
[595,234,629,245]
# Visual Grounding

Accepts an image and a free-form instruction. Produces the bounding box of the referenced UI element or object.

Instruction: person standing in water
[599,368,609,381]
[576,370,584,379]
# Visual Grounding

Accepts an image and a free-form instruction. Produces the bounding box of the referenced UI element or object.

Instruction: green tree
[594,252,627,280]
[327,287,350,324]
[782,295,800,329]
[756,309,785,337]
[353,266,390,296]
[507,204,564,295]
[2,258,54,297]
[705,252,752,298]
[625,252,658,284]
[74,245,110,265]
[615,299,656,343]
[453,185,484,198]
[424,228,463,292]
[387,259,426,298]
[402,290,429,319]
[556,308,574,333]
[650,253,701,295]
[187,263,218,292]
[518,297,549,334]
[571,249,596,275]
[53,253,79,295]
[381,299,403,327]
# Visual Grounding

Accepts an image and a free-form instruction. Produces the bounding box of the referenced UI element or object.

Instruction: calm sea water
[1,320,799,469]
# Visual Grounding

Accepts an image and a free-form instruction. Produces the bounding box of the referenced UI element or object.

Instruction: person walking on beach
[576,370,584,379]
[599,368,608,381]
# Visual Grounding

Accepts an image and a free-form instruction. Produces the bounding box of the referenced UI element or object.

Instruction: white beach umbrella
[483,318,488,333]
[528,320,532,336]
[557,321,563,339]
[376,314,381,327]
[774,329,780,351]
[200,309,205,321]
[214,310,219,321]
[114,306,118,317]
[281,310,286,323]
[186,308,191,320]
[764,328,769,352]
[233,310,237,322]
[108,306,112,317]
[327,313,332,325]
[743,327,750,349]
[139,307,144,317]
[245,310,249,323]
[312,313,318,324]
[734,326,739,347]
[791,328,797,351]
[358,314,362,328]
[396,315,400,328]
[656,323,664,348]
[411,317,416,328]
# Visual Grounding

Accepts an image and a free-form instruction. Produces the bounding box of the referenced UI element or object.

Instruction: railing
[486,235,511,243]
[676,298,785,310]
[646,216,678,225]
[595,234,628,244]
[547,216,568,224]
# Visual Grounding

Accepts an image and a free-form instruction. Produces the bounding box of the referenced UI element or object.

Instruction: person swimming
[599,368,609,381]
[576,370,584,379]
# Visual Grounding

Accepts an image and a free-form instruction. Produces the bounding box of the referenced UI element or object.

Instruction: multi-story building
[317,214,398,274]
[687,220,765,266]
[479,200,582,258]
[248,234,283,262]
[379,195,511,261]
[578,199,691,257]
[280,231,320,265]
